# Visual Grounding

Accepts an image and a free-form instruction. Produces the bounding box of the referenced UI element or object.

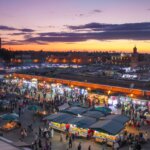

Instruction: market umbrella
[0,113,19,121]
[28,105,41,111]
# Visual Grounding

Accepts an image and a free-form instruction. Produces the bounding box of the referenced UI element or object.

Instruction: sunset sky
[0,0,150,53]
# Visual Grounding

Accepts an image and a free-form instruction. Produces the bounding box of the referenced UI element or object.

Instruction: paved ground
[0,106,150,150]
[1,108,109,150]
[0,139,20,150]
[0,89,150,150]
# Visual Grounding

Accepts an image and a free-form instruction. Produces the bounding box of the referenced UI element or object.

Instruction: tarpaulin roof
[43,113,75,124]
[68,101,81,107]
[58,103,70,111]
[90,119,124,135]
[92,107,112,115]
[82,111,105,119]
[69,116,97,128]
[61,106,88,115]
[105,114,129,125]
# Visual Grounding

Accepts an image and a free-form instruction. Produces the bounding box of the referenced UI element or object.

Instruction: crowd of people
[31,126,91,150]
[121,101,149,130]
[0,80,150,150]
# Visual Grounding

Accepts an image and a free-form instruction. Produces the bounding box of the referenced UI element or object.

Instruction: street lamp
[130,94,133,98]
[108,90,111,95]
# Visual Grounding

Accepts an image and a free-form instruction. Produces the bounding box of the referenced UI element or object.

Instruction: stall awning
[90,119,124,135]
[69,116,97,128]
[61,106,88,115]
[43,113,64,121]
[68,101,81,107]
[43,113,75,124]
[58,103,70,111]
[92,107,112,115]
[82,111,104,119]
[105,114,130,125]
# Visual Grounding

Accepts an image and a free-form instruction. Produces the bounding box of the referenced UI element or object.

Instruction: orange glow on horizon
[3,40,150,53]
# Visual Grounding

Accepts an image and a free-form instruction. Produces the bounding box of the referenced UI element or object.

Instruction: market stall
[69,116,96,137]
[0,121,21,131]
[44,107,125,145]
[90,119,125,145]
[144,112,150,125]
[88,93,108,106]
[35,110,48,117]
[132,98,149,110]
[30,78,38,89]
[43,113,76,131]
[108,96,131,106]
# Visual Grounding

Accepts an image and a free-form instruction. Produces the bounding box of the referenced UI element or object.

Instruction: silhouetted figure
[69,136,72,148]
[78,142,81,150]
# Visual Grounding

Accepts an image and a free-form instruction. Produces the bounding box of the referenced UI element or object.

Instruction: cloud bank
[2,22,150,45]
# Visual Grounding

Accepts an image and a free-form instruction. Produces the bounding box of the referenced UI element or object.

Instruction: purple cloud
[0,25,35,32]
[4,22,150,45]
[19,28,35,32]
[0,25,16,31]
[91,9,102,13]
[68,22,150,32]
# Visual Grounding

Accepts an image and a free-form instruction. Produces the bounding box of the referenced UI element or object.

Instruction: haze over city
[0,0,150,53]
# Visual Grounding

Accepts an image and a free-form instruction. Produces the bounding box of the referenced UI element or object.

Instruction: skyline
[0,0,150,53]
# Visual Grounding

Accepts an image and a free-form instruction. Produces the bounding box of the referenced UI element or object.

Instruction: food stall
[108,96,131,106]
[45,111,96,137]
[50,122,66,131]
[45,108,126,145]
[132,98,148,108]
[49,116,96,138]
[36,110,48,117]
[93,131,117,145]
[70,125,88,137]
[0,121,21,131]
[88,93,108,106]
[144,112,150,125]
[68,116,97,137]
[90,119,125,146]
[44,112,76,131]
[30,78,38,89]
[11,78,19,84]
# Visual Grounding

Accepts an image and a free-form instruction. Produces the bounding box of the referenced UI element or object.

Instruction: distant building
[1,46,149,67]
[0,37,2,49]
[130,46,139,68]
[111,53,131,66]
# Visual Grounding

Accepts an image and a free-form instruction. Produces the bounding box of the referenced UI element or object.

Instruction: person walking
[38,138,42,149]
[69,136,72,148]
[78,142,81,150]
[66,132,69,141]
[34,132,38,143]
[39,127,42,137]
[113,141,119,150]
[18,107,21,117]
[51,128,54,138]
[45,131,49,140]
[88,145,91,150]
[136,142,142,150]
[60,133,63,142]
[20,128,24,141]
[49,140,52,150]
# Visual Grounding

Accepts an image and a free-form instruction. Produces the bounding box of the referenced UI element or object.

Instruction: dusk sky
[1,0,150,53]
